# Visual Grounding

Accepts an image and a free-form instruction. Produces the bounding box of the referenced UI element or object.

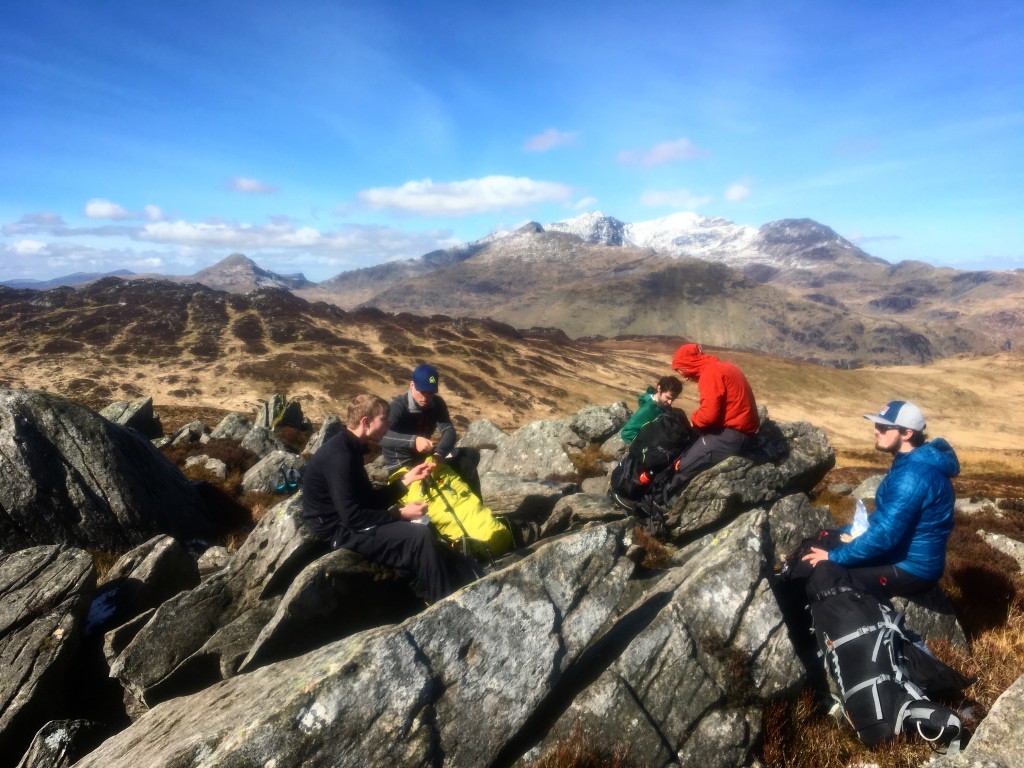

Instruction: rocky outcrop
[99,397,162,439]
[525,509,803,767]
[484,419,583,480]
[209,412,252,442]
[664,418,835,544]
[87,536,198,645]
[0,394,983,767]
[255,393,311,431]
[15,719,104,768]
[107,495,322,709]
[239,425,289,458]
[0,389,216,553]
[240,451,305,495]
[0,547,94,765]
[74,525,635,768]
[303,415,342,457]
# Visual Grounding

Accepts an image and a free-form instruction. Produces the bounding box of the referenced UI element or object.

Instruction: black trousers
[839,563,935,600]
[333,522,470,604]
[668,427,756,493]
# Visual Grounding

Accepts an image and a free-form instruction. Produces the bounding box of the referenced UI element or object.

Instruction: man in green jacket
[620,376,683,444]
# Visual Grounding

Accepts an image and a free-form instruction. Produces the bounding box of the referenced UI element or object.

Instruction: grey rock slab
[302,415,342,457]
[927,672,1024,768]
[0,388,215,553]
[239,425,289,458]
[74,523,635,768]
[485,419,581,480]
[979,530,1024,572]
[15,719,104,768]
[99,397,162,439]
[568,402,630,443]
[86,535,199,639]
[479,472,577,520]
[208,411,252,442]
[457,418,510,450]
[240,450,305,495]
[0,547,95,763]
[531,509,799,767]
[108,494,323,708]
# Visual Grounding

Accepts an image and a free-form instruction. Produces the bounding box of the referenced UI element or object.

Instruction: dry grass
[762,688,933,768]
[526,722,636,768]
[632,526,671,569]
[87,549,122,582]
[568,443,614,480]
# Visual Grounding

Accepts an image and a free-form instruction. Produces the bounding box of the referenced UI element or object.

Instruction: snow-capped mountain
[546,211,876,273]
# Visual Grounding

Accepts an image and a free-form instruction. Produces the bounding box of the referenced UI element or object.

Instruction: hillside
[2,278,1022,485]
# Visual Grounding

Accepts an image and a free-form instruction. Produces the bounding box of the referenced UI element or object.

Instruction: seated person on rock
[301,393,475,604]
[619,375,683,444]
[666,343,760,493]
[380,364,481,497]
[801,400,959,599]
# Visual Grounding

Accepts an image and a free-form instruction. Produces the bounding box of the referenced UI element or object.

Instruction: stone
[457,419,510,450]
[0,388,216,553]
[209,412,253,442]
[99,397,163,439]
[303,415,342,457]
[568,402,630,443]
[241,451,306,495]
[485,419,582,480]
[0,547,95,763]
[239,425,290,458]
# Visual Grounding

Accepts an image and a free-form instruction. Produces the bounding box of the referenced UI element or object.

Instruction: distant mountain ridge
[1,269,136,289]
[10,211,1023,366]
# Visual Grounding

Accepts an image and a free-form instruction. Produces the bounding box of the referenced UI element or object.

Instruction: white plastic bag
[849,498,869,538]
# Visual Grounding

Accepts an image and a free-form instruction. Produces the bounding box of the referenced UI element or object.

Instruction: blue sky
[2,1,1022,282]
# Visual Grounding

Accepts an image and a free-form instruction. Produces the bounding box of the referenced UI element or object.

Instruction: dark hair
[346,394,389,429]
[657,375,683,397]
[907,430,927,448]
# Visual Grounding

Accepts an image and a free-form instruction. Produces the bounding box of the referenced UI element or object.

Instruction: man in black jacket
[302,393,471,603]
[380,364,481,496]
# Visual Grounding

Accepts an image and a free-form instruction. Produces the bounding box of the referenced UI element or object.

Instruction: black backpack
[610,408,693,503]
[806,562,970,752]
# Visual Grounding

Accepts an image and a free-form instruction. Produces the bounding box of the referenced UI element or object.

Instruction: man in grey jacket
[380,364,481,496]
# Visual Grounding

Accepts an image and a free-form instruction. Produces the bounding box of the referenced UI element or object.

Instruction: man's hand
[398,500,428,521]
[801,547,830,567]
[414,436,435,453]
[401,461,434,485]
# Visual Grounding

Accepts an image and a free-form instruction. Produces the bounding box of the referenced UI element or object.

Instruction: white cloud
[524,128,579,152]
[357,175,575,216]
[639,189,714,209]
[144,204,164,221]
[724,181,752,202]
[617,138,707,167]
[231,177,278,194]
[11,239,47,254]
[140,221,322,248]
[2,212,66,235]
[85,198,131,220]
[572,196,599,211]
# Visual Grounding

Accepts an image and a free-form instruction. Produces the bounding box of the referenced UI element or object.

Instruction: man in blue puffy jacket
[802,400,959,598]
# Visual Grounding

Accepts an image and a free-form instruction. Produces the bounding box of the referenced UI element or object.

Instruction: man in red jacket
[669,343,760,492]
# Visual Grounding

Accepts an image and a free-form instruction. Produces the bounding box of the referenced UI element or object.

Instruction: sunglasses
[874,424,903,434]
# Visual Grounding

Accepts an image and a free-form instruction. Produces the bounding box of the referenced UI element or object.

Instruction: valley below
[1,277,1022,493]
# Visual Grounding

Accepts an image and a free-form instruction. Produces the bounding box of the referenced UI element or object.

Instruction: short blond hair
[346,393,389,429]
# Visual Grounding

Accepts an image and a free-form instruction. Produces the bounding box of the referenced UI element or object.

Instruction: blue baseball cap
[411,364,439,393]
[864,400,926,431]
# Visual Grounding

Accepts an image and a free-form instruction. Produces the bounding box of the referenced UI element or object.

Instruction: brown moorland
[2,280,1023,767]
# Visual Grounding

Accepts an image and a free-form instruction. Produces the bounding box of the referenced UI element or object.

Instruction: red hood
[672,343,716,377]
